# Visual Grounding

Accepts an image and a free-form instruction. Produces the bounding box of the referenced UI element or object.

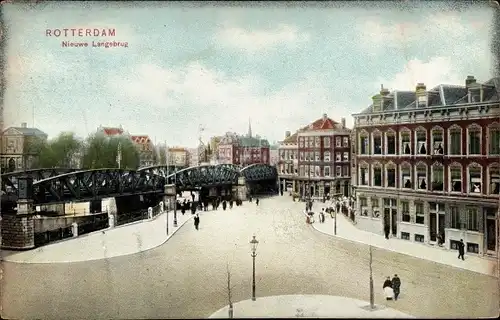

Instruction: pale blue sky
[3,1,495,147]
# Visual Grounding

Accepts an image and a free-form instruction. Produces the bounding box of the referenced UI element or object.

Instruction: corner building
[278,113,352,199]
[352,76,499,257]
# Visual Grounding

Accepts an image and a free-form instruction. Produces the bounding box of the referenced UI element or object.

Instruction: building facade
[130,135,156,168]
[269,143,279,167]
[166,147,189,167]
[278,113,352,199]
[1,123,48,172]
[217,126,270,166]
[352,76,500,257]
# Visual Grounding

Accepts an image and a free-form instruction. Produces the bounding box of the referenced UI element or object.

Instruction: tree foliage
[157,145,167,165]
[81,133,140,170]
[27,132,82,168]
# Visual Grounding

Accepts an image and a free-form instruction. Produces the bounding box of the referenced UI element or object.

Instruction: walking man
[384,224,390,239]
[392,274,401,301]
[457,239,465,260]
[194,214,200,230]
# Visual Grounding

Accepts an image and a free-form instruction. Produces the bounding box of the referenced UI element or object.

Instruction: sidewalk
[2,208,195,264]
[306,210,497,277]
[209,295,414,318]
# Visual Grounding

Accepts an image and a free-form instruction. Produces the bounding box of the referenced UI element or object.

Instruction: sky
[2,1,496,147]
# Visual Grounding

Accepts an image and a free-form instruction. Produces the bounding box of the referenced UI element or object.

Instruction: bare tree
[226,262,237,318]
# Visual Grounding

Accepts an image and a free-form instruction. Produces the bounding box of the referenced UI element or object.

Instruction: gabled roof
[4,126,47,136]
[101,127,123,136]
[304,116,338,131]
[130,135,151,144]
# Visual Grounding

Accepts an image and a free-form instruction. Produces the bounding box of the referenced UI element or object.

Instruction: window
[335,152,341,162]
[400,130,411,155]
[359,133,369,155]
[450,164,462,192]
[373,164,382,187]
[299,151,304,161]
[324,137,331,148]
[467,125,481,155]
[323,151,331,162]
[416,163,427,190]
[415,234,425,242]
[285,151,290,160]
[401,163,412,189]
[314,136,321,148]
[336,166,341,177]
[309,165,314,176]
[467,208,478,231]
[371,197,380,218]
[448,126,462,155]
[386,163,396,188]
[372,132,382,154]
[315,165,320,177]
[431,128,444,155]
[401,201,410,222]
[343,137,349,147]
[280,164,284,174]
[468,164,482,194]
[415,202,424,224]
[343,152,349,162]
[450,206,461,229]
[324,166,330,177]
[401,232,410,240]
[415,128,427,155]
[431,164,444,191]
[305,152,310,161]
[336,137,341,147]
[359,164,369,185]
[280,150,285,160]
[467,243,479,254]
[489,165,500,194]
[386,131,396,155]
[488,125,500,155]
[299,137,304,148]
[360,197,368,207]
[342,165,349,177]
[315,151,320,162]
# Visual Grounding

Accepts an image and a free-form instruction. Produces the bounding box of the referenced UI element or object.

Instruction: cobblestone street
[2,196,498,319]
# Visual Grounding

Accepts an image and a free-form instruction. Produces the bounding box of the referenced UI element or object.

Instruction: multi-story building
[351,76,499,257]
[279,113,352,199]
[269,143,279,167]
[166,147,189,167]
[217,124,270,166]
[1,122,48,172]
[187,147,199,167]
[130,135,156,168]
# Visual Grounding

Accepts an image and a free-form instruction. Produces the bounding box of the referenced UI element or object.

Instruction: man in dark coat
[256,198,259,206]
[457,239,465,260]
[194,214,200,230]
[392,274,401,300]
[384,225,390,239]
[229,199,233,209]
[222,200,227,211]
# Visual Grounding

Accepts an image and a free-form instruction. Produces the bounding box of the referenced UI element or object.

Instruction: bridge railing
[115,203,163,226]
[34,225,74,247]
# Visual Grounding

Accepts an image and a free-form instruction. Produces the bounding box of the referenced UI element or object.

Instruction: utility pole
[117,142,122,169]
[369,245,374,310]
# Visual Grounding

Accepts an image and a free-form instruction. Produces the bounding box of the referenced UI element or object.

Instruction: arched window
[400,162,412,189]
[385,129,396,155]
[449,162,463,193]
[488,163,500,195]
[415,162,428,190]
[371,130,382,155]
[415,127,427,155]
[400,127,411,155]
[323,151,331,162]
[431,162,444,191]
[467,163,483,194]
[385,162,396,188]
[359,130,369,155]
[487,123,500,155]
[359,161,369,186]
[431,126,444,155]
[448,125,462,156]
[372,162,382,187]
[467,124,482,155]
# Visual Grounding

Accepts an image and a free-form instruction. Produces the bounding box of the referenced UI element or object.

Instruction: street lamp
[249,235,259,301]
[173,167,178,227]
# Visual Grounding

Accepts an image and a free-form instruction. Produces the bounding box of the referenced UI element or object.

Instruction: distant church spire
[248,117,252,138]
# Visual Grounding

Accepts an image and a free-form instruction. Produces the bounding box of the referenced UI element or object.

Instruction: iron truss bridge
[1,164,277,205]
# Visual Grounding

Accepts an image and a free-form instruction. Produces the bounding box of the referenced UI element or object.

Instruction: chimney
[416,83,427,107]
[285,131,291,138]
[380,84,390,96]
[465,75,476,88]
[341,118,346,129]
[322,113,328,121]
[21,122,27,128]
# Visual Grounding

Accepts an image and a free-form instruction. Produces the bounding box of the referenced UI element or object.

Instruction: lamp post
[249,235,259,301]
[369,245,374,309]
[173,167,178,227]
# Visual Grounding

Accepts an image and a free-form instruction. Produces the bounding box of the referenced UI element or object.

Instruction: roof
[101,127,123,136]
[299,115,344,133]
[219,132,270,147]
[5,127,47,136]
[283,131,299,144]
[130,135,151,144]
[357,76,500,115]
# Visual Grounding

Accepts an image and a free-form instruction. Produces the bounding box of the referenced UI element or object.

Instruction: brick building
[217,123,270,166]
[351,76,499,257]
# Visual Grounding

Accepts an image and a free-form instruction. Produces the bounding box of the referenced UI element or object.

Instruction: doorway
[343,182,349,197]
[391,208,397,236]
[383,209,390,232]
[429,212,437,242]
[486,218,496,253]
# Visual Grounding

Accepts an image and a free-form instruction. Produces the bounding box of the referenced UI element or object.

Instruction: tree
[26,132,82,169]
[81,134,140,170]
[157,145,167,165]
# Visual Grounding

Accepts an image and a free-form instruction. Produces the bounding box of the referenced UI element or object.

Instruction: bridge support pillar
[1,175,35,250]
[107,198,118,228]
[164,184,177,211]
[233,177,247,201]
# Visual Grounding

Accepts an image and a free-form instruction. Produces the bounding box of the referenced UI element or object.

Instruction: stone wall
[1,214,35,250]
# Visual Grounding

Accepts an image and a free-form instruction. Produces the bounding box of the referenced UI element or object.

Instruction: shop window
[400,130,411,155]
[415,234,425,242]
[401,201,410,222]
[467,243,479,254]
[448,126,462,155]
[401,232,410,240]
[415,128,427,155]
[431,164,444,191]
[489,164,500,194]
[449,164,462,192]
[467,125,481,155]
[386,164,396,188]
[467,208,479,231]
[415,163,427,190]
[450,206,461,229]
[401,163,412,189]
[431,128,444,155]
[468,164,482,194]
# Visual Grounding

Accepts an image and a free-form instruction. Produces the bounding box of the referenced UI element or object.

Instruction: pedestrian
[229,199,233,209]
[383,276,394,301]
[392,274,401,301]
[222,200,227,211]
[256,198,259,206]
[194,214,200,230]
[457,239,465,260]
[384,225,390,239]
